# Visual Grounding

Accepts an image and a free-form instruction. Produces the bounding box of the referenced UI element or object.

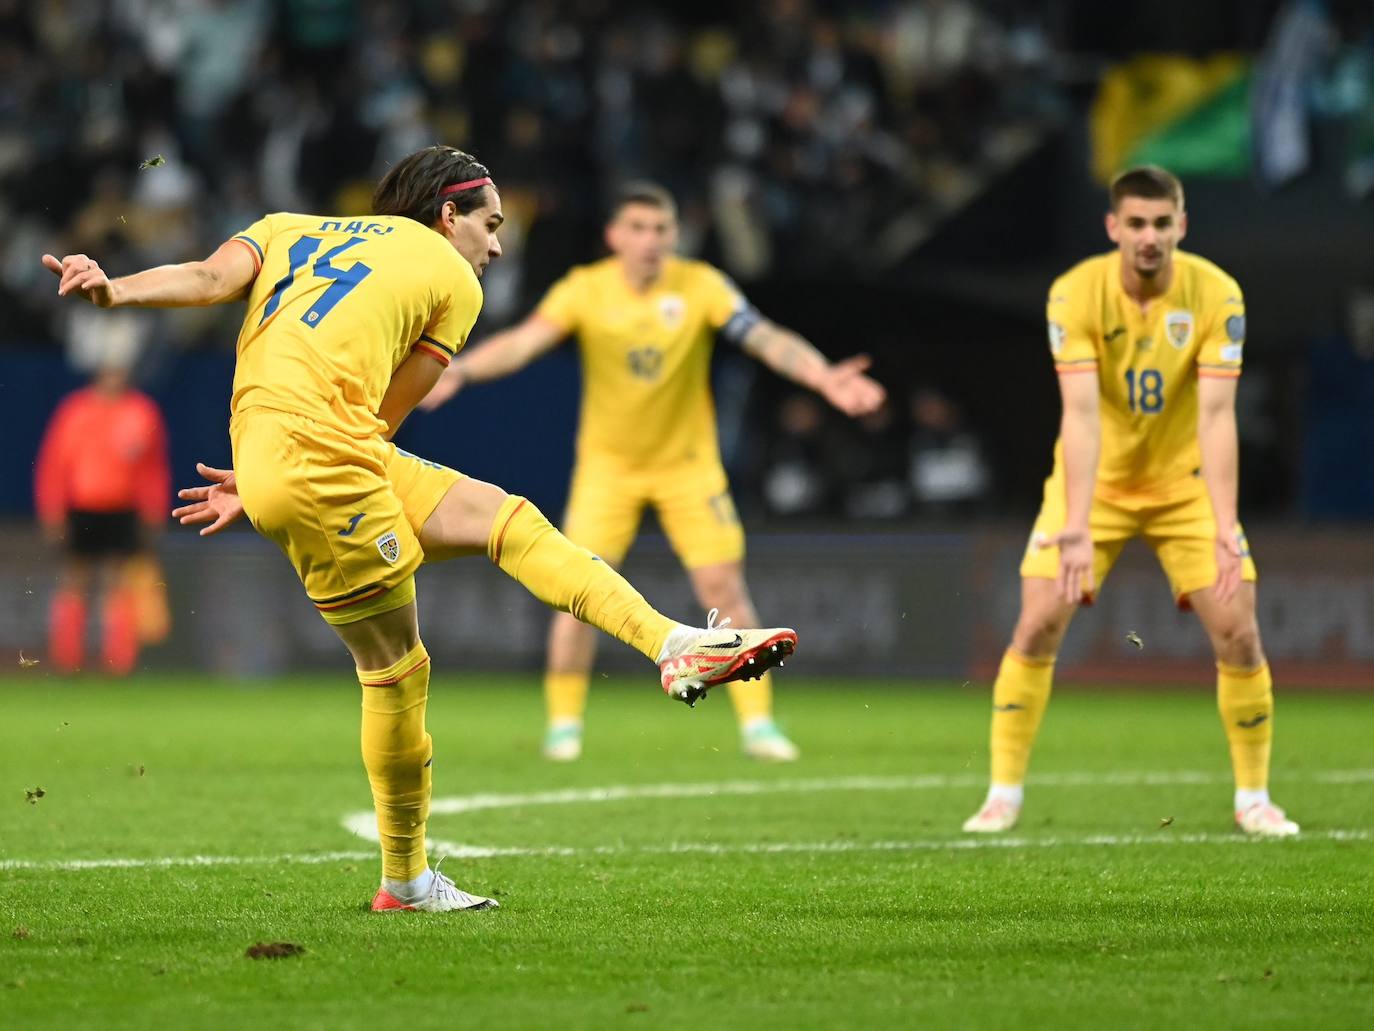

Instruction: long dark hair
[372,145,495,225]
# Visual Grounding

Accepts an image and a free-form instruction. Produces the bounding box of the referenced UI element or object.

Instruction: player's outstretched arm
[1044,370,1101,605]
[171,464,244,537]
[740,321,886,417]
[1198,375,1243,604]
[41,240,257,309]
[419,315,566,411]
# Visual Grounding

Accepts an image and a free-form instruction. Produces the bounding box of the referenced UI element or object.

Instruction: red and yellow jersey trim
[413,334,455,366]
[1055,358,1099,375]
[313,582,389,612]
[231,235,264,272]
[1197,364,1241,379]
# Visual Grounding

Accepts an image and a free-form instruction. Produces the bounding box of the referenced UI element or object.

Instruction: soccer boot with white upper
[659,609,797,707]
[1236,801,1299,837]
[961,797,1021,833]
[543,722,583,762]
[742,719,801,762]
[370,869,499,913]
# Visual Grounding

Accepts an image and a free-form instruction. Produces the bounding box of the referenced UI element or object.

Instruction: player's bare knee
[1214,620,1264,669]
[690,567,754,624]
[1011,610,1070,659]
[423,478,510,551]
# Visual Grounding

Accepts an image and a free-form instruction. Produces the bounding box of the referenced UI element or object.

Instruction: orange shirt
[34,387,170,525]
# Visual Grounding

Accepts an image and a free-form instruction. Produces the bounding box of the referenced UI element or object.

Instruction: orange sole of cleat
[662,632,798,707]
[704,631,797,687]
[370,888,417,912]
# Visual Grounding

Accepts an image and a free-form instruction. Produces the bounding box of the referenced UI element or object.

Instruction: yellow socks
[490,496,676,662]
[358,642,433,883]
[728,671,773,725]
[1217,661,1273,793]
[989,648,1055,787]
[545,671,590,724]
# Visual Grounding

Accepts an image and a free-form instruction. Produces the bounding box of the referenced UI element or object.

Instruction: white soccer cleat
[742,720,800,762]
[370,869,499,913]
[1236,801,1299,838]
[962,797,1021,833]
[659,609,797,707]
[542,723,583,762]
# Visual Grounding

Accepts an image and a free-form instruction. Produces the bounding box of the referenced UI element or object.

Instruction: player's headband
[439,176,493,197]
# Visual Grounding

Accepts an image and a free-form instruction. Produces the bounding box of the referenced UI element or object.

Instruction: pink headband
[438,176,493,197]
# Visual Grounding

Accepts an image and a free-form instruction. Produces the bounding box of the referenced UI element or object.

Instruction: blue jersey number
[260,235,373,327]
[1125,368,1164,413]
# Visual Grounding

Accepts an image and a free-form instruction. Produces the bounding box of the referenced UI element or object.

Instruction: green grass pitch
[2,674,1372,1029]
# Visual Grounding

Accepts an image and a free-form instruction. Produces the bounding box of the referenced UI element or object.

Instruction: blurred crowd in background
[1,0,1058,321]
[4,0,1374,522]
[1,0,1065,519]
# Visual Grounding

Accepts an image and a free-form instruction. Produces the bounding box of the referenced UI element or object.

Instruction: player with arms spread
[422,182,884,762]
[42,146,797,914]
[962,166,1297,838]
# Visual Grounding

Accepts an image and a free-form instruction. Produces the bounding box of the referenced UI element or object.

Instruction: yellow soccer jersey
[229,213,482,439]
[1046,250,1245,499]
[535,255,750,467]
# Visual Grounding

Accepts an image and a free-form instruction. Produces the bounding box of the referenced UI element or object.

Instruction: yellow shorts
[231,408,461,623]
[1020,474,1257,606]
[563,456,745,569]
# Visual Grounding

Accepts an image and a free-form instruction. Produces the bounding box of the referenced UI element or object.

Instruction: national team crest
[376,531,400,565]
[658,294,685,328]
[1165,310,1193,350]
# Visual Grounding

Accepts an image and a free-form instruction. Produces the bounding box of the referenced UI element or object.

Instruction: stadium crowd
[1,0,1055,332]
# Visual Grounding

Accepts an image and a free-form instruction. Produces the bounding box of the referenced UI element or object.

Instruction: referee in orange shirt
[34,362,170,673]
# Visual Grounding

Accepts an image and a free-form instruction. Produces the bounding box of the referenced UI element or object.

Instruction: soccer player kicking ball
[963,166,1298,839]
[421,182,884,763]
[43,146,797,914]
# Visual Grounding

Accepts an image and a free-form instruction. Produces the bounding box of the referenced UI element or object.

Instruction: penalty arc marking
[5,770,1370,873]
[340,768,1374,861]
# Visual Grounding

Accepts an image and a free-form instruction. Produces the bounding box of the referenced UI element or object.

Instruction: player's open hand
[820,354,887,417]
[172,463,244,537]
[1212,531,1243,606]
[42,253,117,307]
[1042,527,1095,606]
[419,364,466,411]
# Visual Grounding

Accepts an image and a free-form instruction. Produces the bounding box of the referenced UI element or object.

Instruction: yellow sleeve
[1046,275,1098,373]
[534,270,583,334]
[1197,281,1245,379]
[229,214,275,274]
[417,258,483,366]
[700,266,746,329]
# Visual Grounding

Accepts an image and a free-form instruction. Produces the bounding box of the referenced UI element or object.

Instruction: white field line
[6,769,1370,873]
[0,850,375,872]
[2,831,1367,874]
[418,768,1374,819]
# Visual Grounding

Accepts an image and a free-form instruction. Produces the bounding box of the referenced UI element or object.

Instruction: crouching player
[963,166,1297,838]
